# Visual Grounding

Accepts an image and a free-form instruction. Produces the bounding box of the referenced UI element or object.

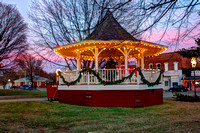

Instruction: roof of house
[14,75,52,82]
[14,77,30,82]
[85,11,137,41]
[184,77,200,81]
[144,52,184,60]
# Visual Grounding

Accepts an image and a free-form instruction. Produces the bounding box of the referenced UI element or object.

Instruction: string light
[53,41,167,63]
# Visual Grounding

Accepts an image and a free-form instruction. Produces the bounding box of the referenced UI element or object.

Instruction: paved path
[0,98,47,103]
[0,95,37,98]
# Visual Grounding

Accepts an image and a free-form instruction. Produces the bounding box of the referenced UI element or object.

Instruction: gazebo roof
[85,11,137,41]
[54,11,167,59]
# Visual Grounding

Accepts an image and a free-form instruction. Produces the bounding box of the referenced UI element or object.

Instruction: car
[28,86,39,91]
[15,84,40,91]
[168,85,188,92]
[21,84,30,90]
[10,86,19,90]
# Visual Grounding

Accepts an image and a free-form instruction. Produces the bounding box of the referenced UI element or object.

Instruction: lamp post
[0,63,3,77]
[8,79,11,90]
[191,57,197,97]
[56,69,61,83]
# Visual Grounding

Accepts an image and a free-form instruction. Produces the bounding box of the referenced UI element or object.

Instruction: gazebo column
[141,52,144,69]
[137,54,141,85]
[124,49,128,76]
[118,48,129,76]
[137,54,141,67]
[117,56,123,79]
[94,48,99,70]
[76,54,82,70]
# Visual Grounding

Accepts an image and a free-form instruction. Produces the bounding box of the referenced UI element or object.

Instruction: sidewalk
[0,98,47,103]
[0,95,38,98]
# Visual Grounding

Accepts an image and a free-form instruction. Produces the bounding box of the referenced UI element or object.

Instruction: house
[0,69,3,89]
[14,75,52,88]
[182,69,200,90]
[0,83,3,89]
[144,52,199,90]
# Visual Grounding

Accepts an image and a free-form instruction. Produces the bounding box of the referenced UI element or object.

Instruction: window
[149,63,153,69]
[18,82,20,86]
[174,62,178,71]
[156,63,161,69]
[37,82,41,87]
[165,81,168,86]
[164,63,168,71]
[172,82,178,87]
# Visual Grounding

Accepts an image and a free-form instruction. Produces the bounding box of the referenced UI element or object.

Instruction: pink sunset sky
[143,29,198,52]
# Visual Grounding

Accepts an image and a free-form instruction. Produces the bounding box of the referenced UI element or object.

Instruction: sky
[4,0,198,48]
[2,0,199,72]
[3,0,32,21]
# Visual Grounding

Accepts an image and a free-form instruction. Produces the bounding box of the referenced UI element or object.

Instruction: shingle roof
[14,77,30,82]
[85,11,137,41]
[14,75,52,82]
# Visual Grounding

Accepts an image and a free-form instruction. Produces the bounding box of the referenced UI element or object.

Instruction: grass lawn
[0,98,199,132]
[0,89,47,98]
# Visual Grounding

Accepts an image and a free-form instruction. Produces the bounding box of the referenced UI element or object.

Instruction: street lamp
[56,69,61,83]
[8,79,11,90]
[191,57,197,97]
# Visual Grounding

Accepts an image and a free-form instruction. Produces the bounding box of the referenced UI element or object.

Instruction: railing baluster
[87,72,89,85]
[101,70,103,82]
[106,70,108,82]
[115,70,116,81]
[110,70,111,82]
[118,69,119,80]
[137,71,140,85]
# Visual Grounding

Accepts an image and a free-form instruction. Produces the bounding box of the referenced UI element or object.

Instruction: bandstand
[53,12,167,108]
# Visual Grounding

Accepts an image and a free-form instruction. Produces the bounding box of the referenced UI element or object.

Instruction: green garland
[138,69,164,87]
[58,68,164,87]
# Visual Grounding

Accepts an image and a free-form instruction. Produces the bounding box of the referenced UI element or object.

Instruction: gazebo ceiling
[54,40,167,59]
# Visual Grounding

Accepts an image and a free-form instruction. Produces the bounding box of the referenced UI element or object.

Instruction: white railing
[58,69,162,85]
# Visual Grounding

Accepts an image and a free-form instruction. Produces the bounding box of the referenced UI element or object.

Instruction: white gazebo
[53,11,167,108]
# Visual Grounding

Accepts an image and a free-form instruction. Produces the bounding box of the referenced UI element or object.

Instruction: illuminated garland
[58,68,164,87]
[138,69,164,87]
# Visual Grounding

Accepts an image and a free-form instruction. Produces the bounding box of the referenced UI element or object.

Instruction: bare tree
[0,2,28,71]
[16,54,44,87]
[29,0,131,70]
[178,38,200,58]
[0,68,19,89]
[29,0,200,71]
[125,1,200,43]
